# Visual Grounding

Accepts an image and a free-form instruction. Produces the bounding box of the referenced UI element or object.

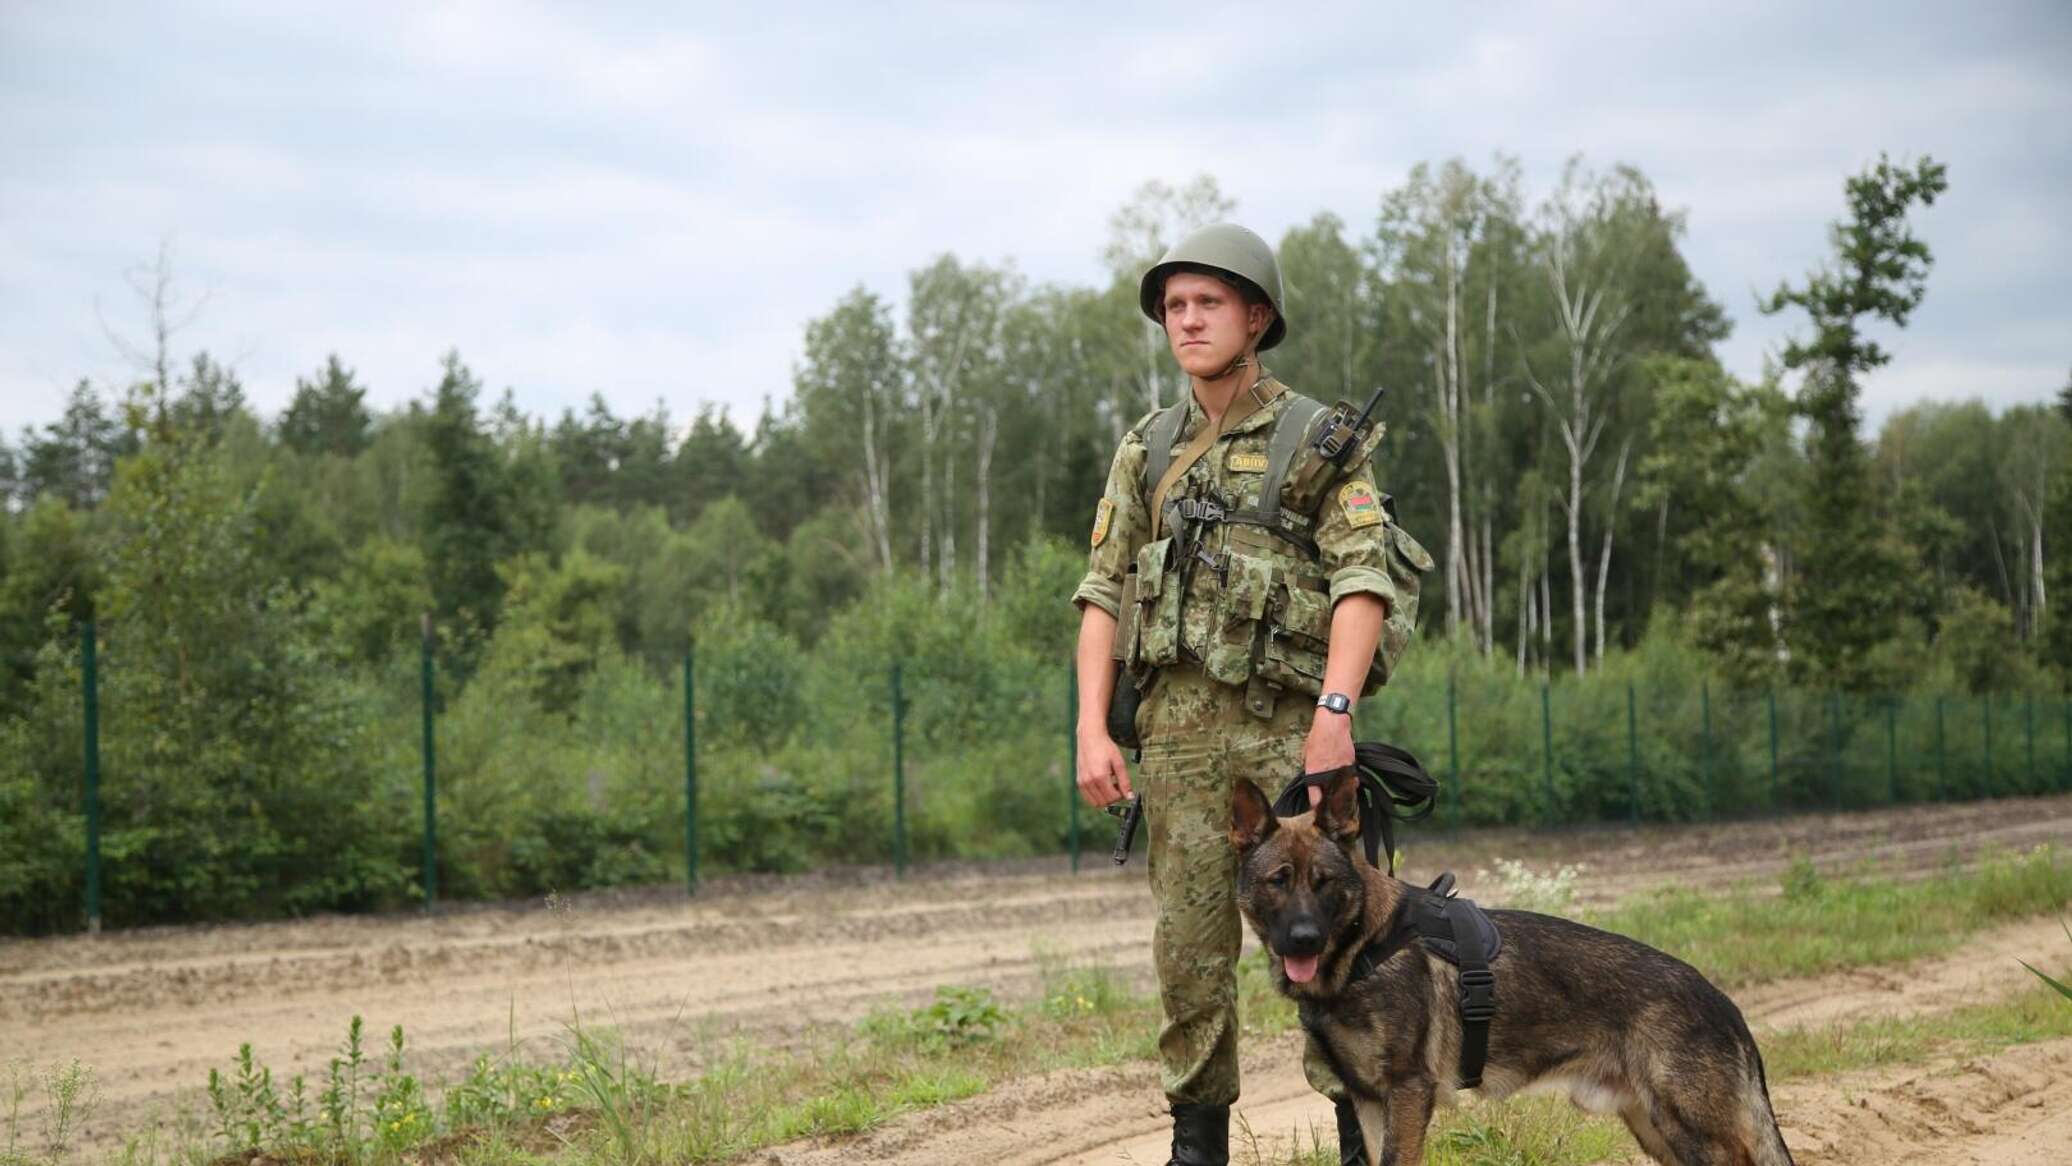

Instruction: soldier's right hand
[1076,730,1133,808]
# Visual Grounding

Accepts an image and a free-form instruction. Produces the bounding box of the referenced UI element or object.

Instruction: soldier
[1071,223,1429,1166]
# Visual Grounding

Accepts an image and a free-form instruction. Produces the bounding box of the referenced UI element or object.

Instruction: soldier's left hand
[1301,711,1356,807]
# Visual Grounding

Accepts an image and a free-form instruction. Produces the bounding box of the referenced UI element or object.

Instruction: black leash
[1270,740,1437,875]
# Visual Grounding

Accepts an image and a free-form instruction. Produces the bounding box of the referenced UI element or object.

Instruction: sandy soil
[3,793,2068,1160]
[764,917,2072,1166]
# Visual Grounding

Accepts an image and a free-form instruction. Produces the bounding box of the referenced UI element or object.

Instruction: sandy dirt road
[3,794,2069,1158]
[766,914,2072,1166]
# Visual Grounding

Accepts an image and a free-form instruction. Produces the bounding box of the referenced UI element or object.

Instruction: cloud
[2,0,2068,439]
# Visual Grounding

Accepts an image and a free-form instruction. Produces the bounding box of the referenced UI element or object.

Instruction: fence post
[2025,697,2036,793]
[684,646,698,896]
[1828,692,1842,812]
[1885,696,1898,805]
[1540,681,1555,825]
[1935,696,1947,802]
[1626,682,1640,824]
[419,614,438,910]
[1067,666,1080,873]
[891,663,907,878]
[1766,689,1779,812]
[1983,695,1993,797]
[81,620,102,935]
[1699,681,1714,818]
[1447,669,1461,835]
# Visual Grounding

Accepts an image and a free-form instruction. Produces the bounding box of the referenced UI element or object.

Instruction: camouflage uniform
[1073,377,1426,1106]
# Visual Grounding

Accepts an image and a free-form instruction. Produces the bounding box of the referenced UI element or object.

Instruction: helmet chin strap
[1209,316,1269,385]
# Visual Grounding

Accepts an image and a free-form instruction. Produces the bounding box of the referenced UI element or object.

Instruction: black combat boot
[1167,1101,1229,1166]
[1335,1097,1369,1166]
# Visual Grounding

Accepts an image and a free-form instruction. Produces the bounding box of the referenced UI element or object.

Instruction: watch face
[1321,693,1350,714]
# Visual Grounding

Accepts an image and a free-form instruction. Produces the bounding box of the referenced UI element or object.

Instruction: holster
[1107,671,1146,752]
[1108,569,1146,752]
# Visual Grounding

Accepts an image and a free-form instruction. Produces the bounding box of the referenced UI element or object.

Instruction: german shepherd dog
[1231,771,1793,1166]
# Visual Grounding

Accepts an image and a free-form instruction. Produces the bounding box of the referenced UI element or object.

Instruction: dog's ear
[1314,767,1362,843]
[1230,778,1278,852]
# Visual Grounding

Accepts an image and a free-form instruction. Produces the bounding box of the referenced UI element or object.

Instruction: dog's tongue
[1282,954,1319,983]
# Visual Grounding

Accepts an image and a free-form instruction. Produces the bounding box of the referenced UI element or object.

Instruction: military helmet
[1138,222,1287,351]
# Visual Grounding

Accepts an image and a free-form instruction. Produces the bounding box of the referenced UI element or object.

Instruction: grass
[1762,980,2072,1078]
[1247,1098,1629,1166]
[81,845,2072,1166]
[1591,844,2072,987]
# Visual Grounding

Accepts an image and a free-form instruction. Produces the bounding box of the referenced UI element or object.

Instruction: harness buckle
[1457,967,1497,1023]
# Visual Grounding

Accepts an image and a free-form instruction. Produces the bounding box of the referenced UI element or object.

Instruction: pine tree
[1762,154,1948,689]
[279,355,373,457]
[17,381,133,508]
[421,351,516,640]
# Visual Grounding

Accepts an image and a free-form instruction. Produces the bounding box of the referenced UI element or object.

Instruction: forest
[3,153,2068,933]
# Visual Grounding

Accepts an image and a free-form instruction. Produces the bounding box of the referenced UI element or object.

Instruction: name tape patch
[1226,451,1268,473]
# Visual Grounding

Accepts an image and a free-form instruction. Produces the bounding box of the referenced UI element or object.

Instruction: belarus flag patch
[1337,481,1383,529]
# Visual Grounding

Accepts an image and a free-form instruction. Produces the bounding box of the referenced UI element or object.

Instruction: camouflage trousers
[1140,663,1344,1106]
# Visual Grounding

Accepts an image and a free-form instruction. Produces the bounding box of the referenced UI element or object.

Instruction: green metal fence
[16,624,2072,934]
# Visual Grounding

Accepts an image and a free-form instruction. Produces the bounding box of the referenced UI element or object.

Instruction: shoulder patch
[1091,497,1116,548]
[1338,481,1384,529]
[1226,451,1268,473]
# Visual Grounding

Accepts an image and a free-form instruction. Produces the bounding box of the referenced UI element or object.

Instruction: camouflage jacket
[1072,377,1429,698]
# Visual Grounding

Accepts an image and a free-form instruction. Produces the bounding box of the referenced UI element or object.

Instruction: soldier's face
[1161,271,1271,379]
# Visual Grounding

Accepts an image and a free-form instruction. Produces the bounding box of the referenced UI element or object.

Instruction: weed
[371,1024,432,1153]
[1780,854,1823,901]
[1479,857,1584,913]
[560,1020,667,1165]
[861,985,1008,1050]
[1,1059,98,1166]
[1036,955,1136,1020]
[2018,919,2072,1001]
[206,1044,284,1152]
[320,1013,369,1153]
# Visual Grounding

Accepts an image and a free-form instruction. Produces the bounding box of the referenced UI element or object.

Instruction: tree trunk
[919,393,936,579]
[1482,520,1496,654]
[1540,526,1554,671]
[942,450,957,592]
[976,404,997,597]
[1516,555,1531,677]
[1481,275,1499,655]
[1566,472,1586,676]
[859,365,893,571]
[1593,438,1632,666]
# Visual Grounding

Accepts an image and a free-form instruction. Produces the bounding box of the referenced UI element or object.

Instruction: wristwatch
[1316,692,1353,716]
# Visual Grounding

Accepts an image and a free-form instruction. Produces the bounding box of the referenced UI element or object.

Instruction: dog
[1231,770,1794,1166]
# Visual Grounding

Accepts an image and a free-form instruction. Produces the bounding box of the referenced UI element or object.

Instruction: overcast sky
[3,1,2068,440]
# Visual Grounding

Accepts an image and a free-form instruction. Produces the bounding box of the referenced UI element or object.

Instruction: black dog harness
[1273,751,1502,1090]
[1342,873,1501,1089]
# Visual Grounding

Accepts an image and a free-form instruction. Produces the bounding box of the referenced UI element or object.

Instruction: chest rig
[1115,389,1386,720]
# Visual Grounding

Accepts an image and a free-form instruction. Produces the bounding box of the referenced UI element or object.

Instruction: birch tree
[1377,161,1495,646]
[794,287,901,571]
[907,256,1014,593]
[1517,161,1639,675]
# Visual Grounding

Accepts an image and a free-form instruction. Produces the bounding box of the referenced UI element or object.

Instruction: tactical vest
[1115,391,1419,720]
